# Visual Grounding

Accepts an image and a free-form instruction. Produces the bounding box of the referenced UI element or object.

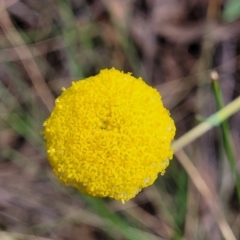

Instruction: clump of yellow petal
[43,68,176,202]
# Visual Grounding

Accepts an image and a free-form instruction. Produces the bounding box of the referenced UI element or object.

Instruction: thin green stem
[172,95,240,151]
[212,76,240,203]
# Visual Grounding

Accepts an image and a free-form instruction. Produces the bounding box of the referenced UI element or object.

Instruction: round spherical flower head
[43,68,176,202]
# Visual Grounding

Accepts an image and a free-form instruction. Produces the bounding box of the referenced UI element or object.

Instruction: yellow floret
[43,68,176,202]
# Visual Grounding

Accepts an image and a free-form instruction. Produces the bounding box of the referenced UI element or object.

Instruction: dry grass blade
[0,0,54,112]
[175,150,236,240]
[0,37,63,63]
[0,231,53,240]
[172,95,240,151]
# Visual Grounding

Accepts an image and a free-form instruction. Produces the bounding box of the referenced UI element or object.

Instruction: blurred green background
[1,0,240,239]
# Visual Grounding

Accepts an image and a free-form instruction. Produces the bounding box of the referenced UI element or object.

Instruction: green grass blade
[82,196,161,240]
[212,76,240,203]
[222,0,240,22]
[172,95,240,151]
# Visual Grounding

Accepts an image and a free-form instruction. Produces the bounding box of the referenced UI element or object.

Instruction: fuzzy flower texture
[43,68,176,202]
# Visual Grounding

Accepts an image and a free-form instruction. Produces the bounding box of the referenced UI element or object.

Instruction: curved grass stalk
[172,95,240,151]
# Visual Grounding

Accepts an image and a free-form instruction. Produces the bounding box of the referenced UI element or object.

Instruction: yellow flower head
[43,68,175,202]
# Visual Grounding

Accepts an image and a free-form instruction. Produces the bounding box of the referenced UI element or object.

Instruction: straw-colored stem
[172,95,240,151]
[175,150,237,240]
